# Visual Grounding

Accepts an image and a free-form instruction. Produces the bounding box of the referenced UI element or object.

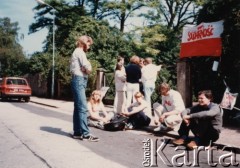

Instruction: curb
[30,100,58,108]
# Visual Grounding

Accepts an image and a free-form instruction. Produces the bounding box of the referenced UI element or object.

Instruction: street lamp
[36,0,56,98]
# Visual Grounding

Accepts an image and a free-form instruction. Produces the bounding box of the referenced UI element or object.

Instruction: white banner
[180,20,224,58]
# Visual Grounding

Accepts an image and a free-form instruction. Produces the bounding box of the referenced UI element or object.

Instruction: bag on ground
[104,115,128,131]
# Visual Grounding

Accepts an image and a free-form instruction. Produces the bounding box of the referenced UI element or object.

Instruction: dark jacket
[125,64,141,83]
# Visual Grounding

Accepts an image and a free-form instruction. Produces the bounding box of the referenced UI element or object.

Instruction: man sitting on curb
[121,92,151,130]
[153,82,185,132]
[172,90,223,150]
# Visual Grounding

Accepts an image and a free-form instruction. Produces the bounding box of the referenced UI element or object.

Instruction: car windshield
[6,79,27,85]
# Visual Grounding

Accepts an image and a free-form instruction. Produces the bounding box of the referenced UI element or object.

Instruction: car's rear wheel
[1,97,7,102]
[24,97,30,102]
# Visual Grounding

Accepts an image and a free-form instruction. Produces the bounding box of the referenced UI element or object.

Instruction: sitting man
[153,82,185,132]
[172,90,223,149]
[121,92,151,129]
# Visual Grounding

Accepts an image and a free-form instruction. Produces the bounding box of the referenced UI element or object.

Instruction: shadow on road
[40,126,71,138]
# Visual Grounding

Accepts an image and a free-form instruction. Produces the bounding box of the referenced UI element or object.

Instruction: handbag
[104,115,128,131]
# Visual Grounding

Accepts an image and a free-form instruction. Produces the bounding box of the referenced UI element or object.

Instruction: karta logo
[142,138,239,167]
[187,24,214,42]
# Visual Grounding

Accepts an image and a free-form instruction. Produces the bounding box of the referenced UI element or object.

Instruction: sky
[0,0,49,55]
[0,0,147,56]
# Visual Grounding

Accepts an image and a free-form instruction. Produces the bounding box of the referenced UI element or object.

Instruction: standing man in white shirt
[141,57,162,117]
[153,82,185,132]
[70,35,99,142]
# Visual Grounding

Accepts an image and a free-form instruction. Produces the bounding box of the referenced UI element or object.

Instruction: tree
[30,1,137,96]
[195,0,240,102]
[29,0,203,99]
[30,0,80,53]
[57,16,136,84]
[0,17,26,76]
[28,52,52,76]
[74,0,86,7]
[142,0,202,32]
[136,0,202,87]
[87,0,148,32]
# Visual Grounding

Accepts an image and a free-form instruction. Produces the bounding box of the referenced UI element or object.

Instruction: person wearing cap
[70,35,99,142]
[153,82,185,133]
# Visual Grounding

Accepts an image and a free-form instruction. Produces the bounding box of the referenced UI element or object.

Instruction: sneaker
[125,123,134,130]
[82,135,99,142]
[187,140,198,150]
[154,125,173,132]
[172,138,186,146]
[72,133,83,140]
[154,126,161,132]
[96,122,104,129]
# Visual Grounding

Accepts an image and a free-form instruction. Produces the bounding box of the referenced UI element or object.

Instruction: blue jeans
[71,75,90,136]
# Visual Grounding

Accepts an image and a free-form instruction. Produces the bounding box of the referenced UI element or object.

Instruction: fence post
[96,68,106,90]
[177,59,192,108]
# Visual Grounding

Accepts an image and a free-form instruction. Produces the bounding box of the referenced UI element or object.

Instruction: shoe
[187,140,198,150]
[154,125,173,132]
[172,138,186,146]
[82,135,99,142]
[125,123,134,130]
[96,122,104,129]
[72,133,83,140]
[154,126,161,132]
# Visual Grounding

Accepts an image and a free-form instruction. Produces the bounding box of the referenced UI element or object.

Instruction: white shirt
[162,89,185,113]
[141,64,161,85]
[115,70,126,91]
[130,99,150,114]
[70,48,92,76]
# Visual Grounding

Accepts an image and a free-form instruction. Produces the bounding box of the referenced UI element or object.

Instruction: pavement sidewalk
[30,96,240,151]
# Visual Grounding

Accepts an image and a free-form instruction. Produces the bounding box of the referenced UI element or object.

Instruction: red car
[0,77,32,102]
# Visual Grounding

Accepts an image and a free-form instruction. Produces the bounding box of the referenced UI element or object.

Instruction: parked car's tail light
[6,88,15,92]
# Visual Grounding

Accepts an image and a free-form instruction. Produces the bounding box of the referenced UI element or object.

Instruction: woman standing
[113,56,125,112]
[114,62,127,114]
[70,35,99,142]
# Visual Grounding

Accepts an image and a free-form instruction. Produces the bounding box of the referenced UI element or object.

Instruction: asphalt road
[0,101,239,168]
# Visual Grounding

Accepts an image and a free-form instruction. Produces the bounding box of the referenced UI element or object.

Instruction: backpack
[104,115,128,131]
